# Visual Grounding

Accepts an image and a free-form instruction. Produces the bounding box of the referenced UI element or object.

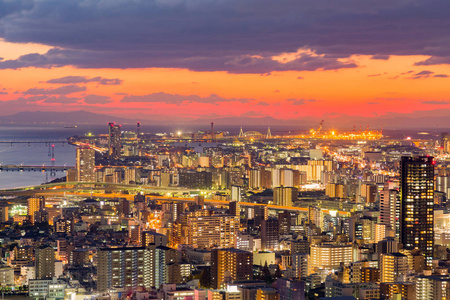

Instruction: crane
[310,120,325,137]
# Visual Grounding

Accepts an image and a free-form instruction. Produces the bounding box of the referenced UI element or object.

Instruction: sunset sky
[1,0,450,125]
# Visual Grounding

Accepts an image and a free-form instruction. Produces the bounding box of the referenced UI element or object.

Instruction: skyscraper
[400,156,434,266]
[108,122,121,160]
[76,145,95,182]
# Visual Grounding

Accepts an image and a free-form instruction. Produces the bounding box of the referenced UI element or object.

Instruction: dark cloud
[367,102,379,104]
[2,0,450,72]
[434,74,449,78]
[371,55,390,60]
[368,74,381,77]
[46,76,122,85]
[422,100,450,105]
[121,92,252,105]
[0,49,357,73]
[24,85,86,95]
[415,57,450,66]
[0,91,7,95]
[83,94,112,104]
[257,101,270,106]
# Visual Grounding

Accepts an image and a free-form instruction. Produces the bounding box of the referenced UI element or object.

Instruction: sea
[0,124,442,189]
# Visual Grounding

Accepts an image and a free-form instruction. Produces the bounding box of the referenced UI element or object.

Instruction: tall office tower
[187,215,239,249]
[273,187,298,207]
[27,197,45,224]
[380,186,399,237]
[108,122,121,159]
[400,156,434,266]
[261,218,279,251]
[380,253,408,283]
[97,247,153,292]
[76,145,95,182]
[210,248,253,289]
[35,246,55,279]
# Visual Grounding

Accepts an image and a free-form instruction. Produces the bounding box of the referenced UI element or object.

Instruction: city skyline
[0,1,450,124]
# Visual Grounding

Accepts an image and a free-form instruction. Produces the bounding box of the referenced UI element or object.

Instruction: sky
[1,0,450,126]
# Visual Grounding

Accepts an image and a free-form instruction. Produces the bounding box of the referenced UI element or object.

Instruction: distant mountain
[0,110,135,125]
[1,109,449,130]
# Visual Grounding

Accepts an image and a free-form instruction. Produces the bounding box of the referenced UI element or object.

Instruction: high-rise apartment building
[76,145,95,182]
[380,252,408,283]
[27,197,45,224]
[210,248,253,289]
[187,215,239,249]
[35,246,55,280]
[261,218,279,251]
[97,246,154,292]
[415,275,450,300]
[309,243,353,273]
[155,246,180,288]
[400,156,434,266]
[273,187,298,207]
[380,187,399,237]
[108,122,121,160]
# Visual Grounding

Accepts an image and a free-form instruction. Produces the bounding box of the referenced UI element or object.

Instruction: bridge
[24,188,350,216]
[0,165,74,172]
[0,141,69,145]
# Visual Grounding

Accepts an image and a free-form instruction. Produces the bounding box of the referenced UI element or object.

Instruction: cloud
[24,85,86,95]
[422,100,450,105]
[257,101,270,106]
[120,92,252,105]
[410,70,434,79]
[374,97,406,101]
[367,102,379,104]
[0,91,7,95]
[46,76,122,85]
[287,98,316,105]
[434,74,449,78]
[83,94,112,104]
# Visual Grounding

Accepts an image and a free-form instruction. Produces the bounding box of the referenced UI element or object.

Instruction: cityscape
[2,1,450,300]
[0,122,448,300]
